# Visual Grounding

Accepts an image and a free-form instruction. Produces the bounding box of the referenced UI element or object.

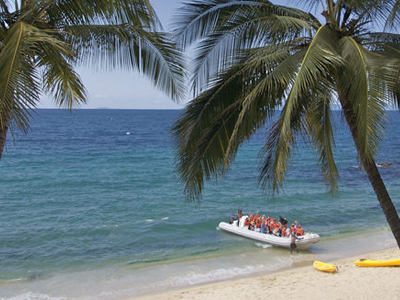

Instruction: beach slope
[130,248,400,300]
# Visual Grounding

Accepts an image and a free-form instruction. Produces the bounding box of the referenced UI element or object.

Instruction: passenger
[285,226,291,237]
[282,224,288,237]
[276,224,281,236]
[255,218,261,232]
[277,222,283,237]
[249,221,255,231]
[249,213,256,223]
[269,217,275,232]
[261,220,267,234]
[273,223,280,236]
[261,215,266,224]
[290,224,296,235]
[266,219,271,234]
[296,225,304,236]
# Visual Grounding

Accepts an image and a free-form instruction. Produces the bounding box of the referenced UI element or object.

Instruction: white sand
[128,247,400,300]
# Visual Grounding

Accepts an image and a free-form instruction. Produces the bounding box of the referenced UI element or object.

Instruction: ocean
[0,109,399,300]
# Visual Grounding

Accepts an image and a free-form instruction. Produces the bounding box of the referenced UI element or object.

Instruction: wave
[144,217,170,223]
[151,263,288,289]
[254,242,272,249]
[2,293,67,300]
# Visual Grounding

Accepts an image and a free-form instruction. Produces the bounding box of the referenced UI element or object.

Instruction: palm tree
[0,0,184,161]
[172,0,400,248]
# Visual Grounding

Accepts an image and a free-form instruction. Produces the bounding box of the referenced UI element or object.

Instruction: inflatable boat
[218,217,320,250]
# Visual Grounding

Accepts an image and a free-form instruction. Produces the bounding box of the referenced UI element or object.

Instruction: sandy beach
[130,247,400,300]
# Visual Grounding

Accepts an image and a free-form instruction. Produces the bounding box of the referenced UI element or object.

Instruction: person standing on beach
[290,233,299,254]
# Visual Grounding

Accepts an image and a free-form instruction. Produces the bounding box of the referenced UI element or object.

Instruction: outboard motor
[229,214,239,224]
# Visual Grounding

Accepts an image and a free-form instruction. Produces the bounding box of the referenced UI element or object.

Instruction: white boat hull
[218,222,320,250]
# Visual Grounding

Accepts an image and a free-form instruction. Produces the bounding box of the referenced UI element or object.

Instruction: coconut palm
[172,0,400,248]
[0,0,184,161]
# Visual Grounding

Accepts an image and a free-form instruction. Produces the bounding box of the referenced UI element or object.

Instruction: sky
[38,0,305,110]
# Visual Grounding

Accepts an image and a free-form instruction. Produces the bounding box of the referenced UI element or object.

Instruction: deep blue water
[0,109,399,300]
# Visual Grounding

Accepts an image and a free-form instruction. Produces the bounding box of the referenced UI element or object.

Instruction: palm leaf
[173,65,247,198]
[190,12,315,93]
[260,25,342,191]
[0,22,45,131]
[173,57,288,198]
[68,23,185,101]
[19,0,185,101]
[175,0,318,95]
[304,80,339,192]
[40,47,87,110]
[223,41,307,166]
[337,37,382,163]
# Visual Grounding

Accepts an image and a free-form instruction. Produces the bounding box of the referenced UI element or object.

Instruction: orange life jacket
[256,219,261,228]
[282,228,287,237]
[297,228,304,236]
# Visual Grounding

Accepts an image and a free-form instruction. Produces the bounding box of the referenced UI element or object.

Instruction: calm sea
[0,109,399,300]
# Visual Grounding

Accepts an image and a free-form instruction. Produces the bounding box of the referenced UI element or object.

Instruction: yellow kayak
[354,258,400,267]
[313,260,338,273]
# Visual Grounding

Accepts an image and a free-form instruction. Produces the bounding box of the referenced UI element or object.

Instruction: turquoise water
[0,109,399,300]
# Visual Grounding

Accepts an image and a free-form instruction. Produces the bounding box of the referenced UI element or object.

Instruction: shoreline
[128,247,400,300]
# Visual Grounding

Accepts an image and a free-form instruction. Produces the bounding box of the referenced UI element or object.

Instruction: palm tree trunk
[0,108,11,163]
[340,96,400,249]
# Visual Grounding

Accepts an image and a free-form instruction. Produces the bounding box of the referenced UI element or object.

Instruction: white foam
[254,242,272,249]
[2,293,67,300]
[154,263,284,288]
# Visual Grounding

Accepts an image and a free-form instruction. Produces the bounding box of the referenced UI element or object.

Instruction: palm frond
[173,56,291,198]
[305,82,339,192]
[0,1,9,14]
[173,0,237,47]
[40,50,87,110]
[175,0,318,95]
[0,22,42,131]
[173,35,318,198]
[361,32,400,52]
[259,25,342,191]
[223,42,307,166]
[68,23,185,101]
[19,0,184,100]
[337,37,384,163]
[39,0,161,29]
[173,70,246,198]
[382,0,400,29]
[190,12,315,93]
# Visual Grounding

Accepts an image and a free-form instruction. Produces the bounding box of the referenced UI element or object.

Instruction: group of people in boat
[232,209,305,238]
